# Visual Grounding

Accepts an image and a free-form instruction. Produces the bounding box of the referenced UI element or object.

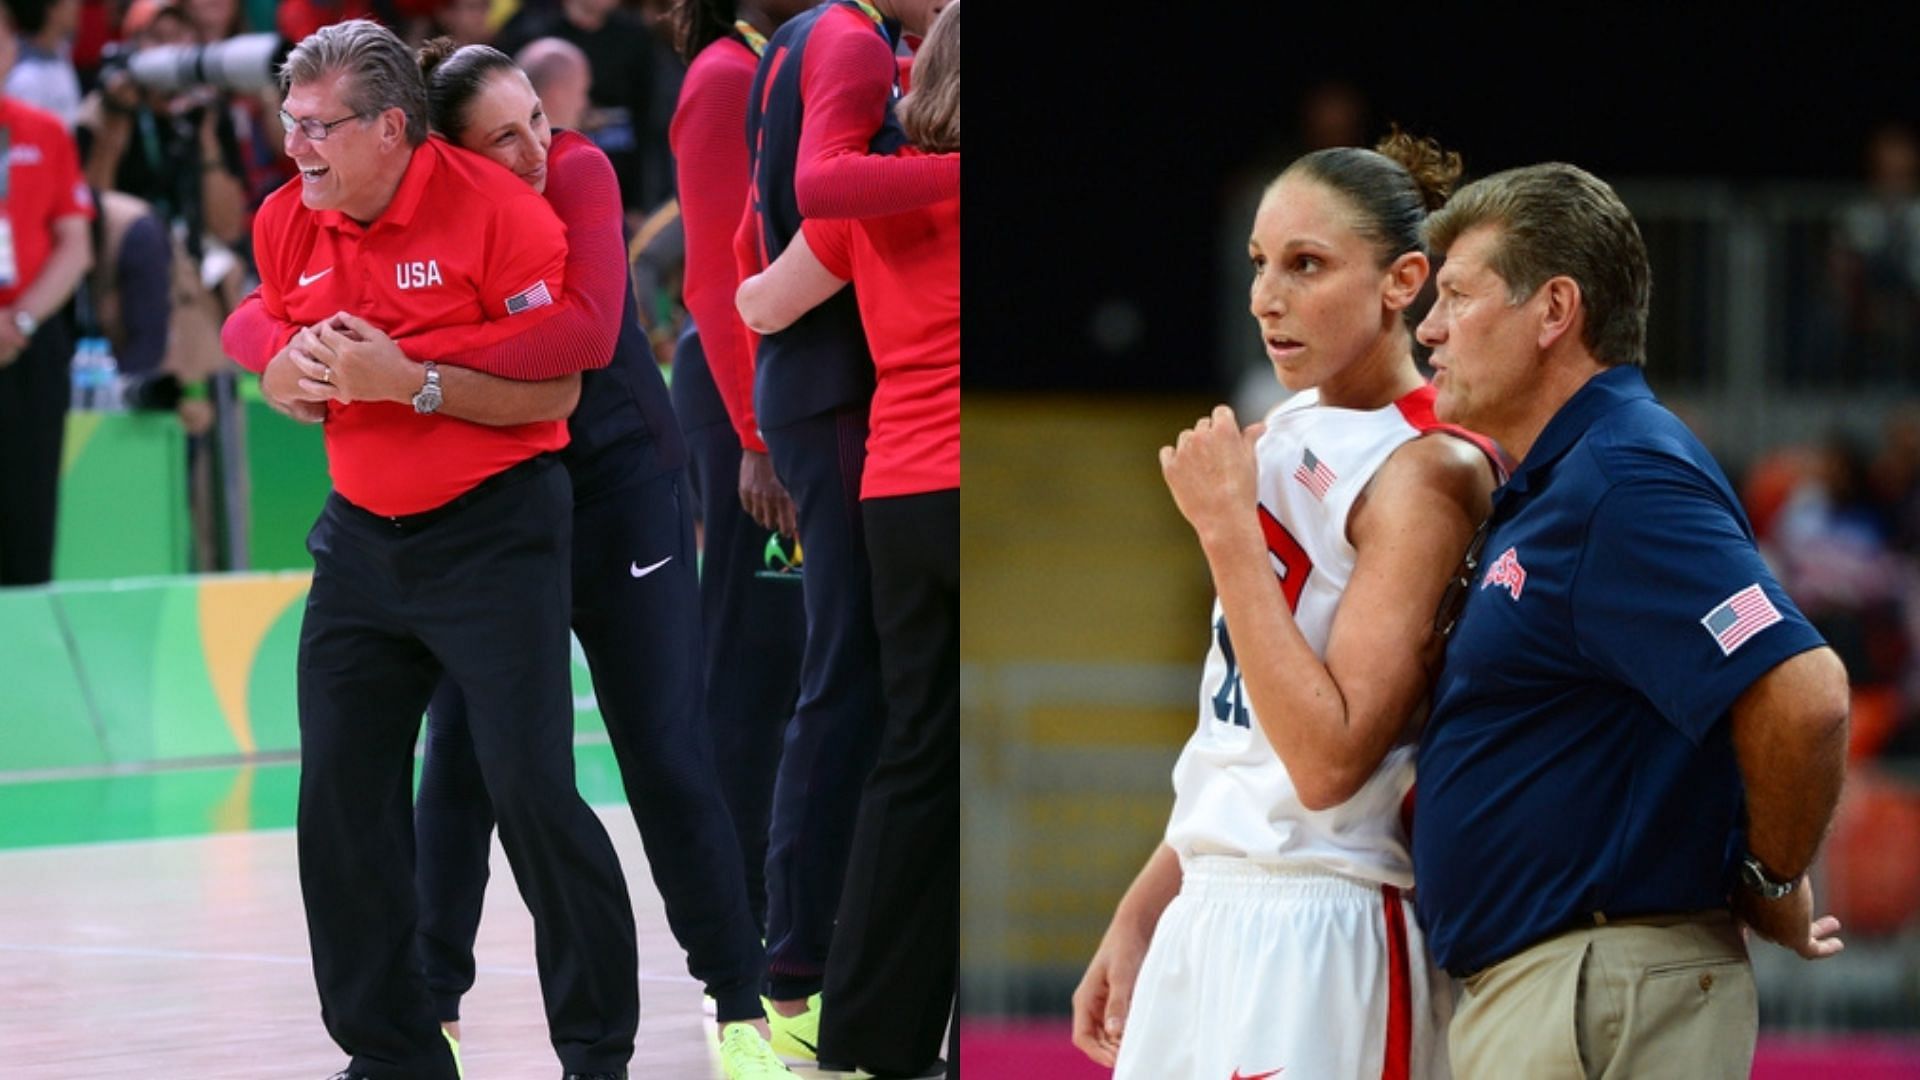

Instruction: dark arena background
[962,6,1920,1076]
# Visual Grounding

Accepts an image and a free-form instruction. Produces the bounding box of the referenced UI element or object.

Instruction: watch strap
[1740,854,1797,900]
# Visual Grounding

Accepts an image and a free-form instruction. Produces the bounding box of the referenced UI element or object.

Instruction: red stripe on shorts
[1380,884,1412,1080]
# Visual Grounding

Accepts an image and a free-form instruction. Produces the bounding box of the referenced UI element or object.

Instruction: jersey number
[1211,508,1315,727]
[1258,505,1313,612]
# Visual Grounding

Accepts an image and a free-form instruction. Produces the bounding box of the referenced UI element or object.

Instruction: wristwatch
[13,309,37,339]
[1738,854,1797,900]
[411,361,442,414]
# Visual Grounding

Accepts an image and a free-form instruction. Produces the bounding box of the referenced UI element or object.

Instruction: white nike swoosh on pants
[629,556,673,579]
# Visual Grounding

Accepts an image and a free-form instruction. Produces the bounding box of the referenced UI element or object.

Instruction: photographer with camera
[0,3,93,585]
[80,0,255,253]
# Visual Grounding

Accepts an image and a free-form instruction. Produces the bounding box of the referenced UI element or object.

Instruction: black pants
[297,459,636,1079]
[414,466,767,1023]
[818,490,959,1076]
[0,319,69,585]
[681,415,805,938]
[761,405,886,999]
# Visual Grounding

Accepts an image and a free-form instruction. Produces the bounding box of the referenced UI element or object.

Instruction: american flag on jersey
[505,279,553,315]
[1701,584,1783,656]
[1293,447,1337,499]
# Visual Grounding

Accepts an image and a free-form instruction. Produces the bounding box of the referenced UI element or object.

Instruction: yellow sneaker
[718,1022,798,1079]
[761,993,821,1061]
[443,1028,464,1079]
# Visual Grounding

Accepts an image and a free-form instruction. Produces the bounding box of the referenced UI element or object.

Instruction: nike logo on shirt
[629,556,673,579]
[298,267,334,287]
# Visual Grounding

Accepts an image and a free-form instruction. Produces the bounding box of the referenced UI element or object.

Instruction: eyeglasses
[1433,516,1494,640]
[280,109,366,142]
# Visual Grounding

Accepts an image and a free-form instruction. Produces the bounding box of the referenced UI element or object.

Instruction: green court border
[0,741,629,850]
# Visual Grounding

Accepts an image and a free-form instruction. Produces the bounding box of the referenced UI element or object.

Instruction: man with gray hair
[220,19,636,1080]
[1412,162,1852,1077]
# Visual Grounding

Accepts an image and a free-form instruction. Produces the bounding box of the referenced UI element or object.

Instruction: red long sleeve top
[791,4,957,221]
[730,3,960,317]
[671,37,767,452]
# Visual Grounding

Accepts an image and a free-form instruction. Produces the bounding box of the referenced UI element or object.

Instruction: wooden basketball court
[0,755,844,1078]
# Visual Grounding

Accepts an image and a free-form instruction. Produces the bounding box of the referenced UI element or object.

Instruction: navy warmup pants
[761,404,886,1000]
[672,327,805,937]
[414,462,768,1023]
[680,417,805,936]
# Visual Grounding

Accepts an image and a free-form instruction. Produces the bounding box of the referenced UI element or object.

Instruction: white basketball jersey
[1164,385,1455,888]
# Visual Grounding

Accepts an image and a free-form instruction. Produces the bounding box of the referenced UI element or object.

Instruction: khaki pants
[1450,911,1756,1079]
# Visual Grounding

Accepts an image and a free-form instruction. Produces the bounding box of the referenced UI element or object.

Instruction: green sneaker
[443,1029,464,1079]
[718,1022,798,1079]
[761,993,821,1061]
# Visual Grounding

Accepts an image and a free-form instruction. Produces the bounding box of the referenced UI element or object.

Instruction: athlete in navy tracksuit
[412,272,773,1029]
[742,0,901,1004]
[669,323,806,934]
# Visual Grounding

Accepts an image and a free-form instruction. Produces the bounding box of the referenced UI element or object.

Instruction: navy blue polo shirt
[1413,366,1825,976]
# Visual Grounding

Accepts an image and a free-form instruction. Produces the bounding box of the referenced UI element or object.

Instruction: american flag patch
[1293,447,1336,499]
[505,279,553,315]
[1701,584,1782,656]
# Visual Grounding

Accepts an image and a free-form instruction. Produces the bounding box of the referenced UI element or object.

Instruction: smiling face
[1416,222,1545,437]
[1246,175,1418,397]
[282,70,390,215]
[452,69,551,193]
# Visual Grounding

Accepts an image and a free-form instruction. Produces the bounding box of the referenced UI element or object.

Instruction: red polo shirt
[245,137,576,516]
[1,96,93,307]
[801,147,958,499]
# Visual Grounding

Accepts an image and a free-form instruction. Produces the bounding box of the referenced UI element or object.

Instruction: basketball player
[1071,131,1502,1079]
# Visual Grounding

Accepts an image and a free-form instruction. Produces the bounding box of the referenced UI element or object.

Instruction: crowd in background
[23,0,690,352]
[0,0,695,581]
[4,2,962,1074]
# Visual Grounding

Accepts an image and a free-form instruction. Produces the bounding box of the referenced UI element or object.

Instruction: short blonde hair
[898,1,958,153]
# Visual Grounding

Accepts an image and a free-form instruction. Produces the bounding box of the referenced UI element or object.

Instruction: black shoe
[325,1073,372,1080]
[562,1072,627,1079]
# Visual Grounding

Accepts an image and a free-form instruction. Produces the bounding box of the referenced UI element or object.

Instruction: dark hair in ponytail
[1280,125,1463,267]
[416,36,519,139]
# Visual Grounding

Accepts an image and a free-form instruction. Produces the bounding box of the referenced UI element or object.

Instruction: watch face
[413,387,443,414]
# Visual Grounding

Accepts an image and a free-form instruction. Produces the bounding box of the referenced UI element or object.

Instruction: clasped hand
[262,311,410,422]
[1160,404,1267,543]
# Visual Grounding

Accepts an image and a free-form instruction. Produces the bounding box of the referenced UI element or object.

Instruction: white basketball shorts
[1113,856,1452,1080]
